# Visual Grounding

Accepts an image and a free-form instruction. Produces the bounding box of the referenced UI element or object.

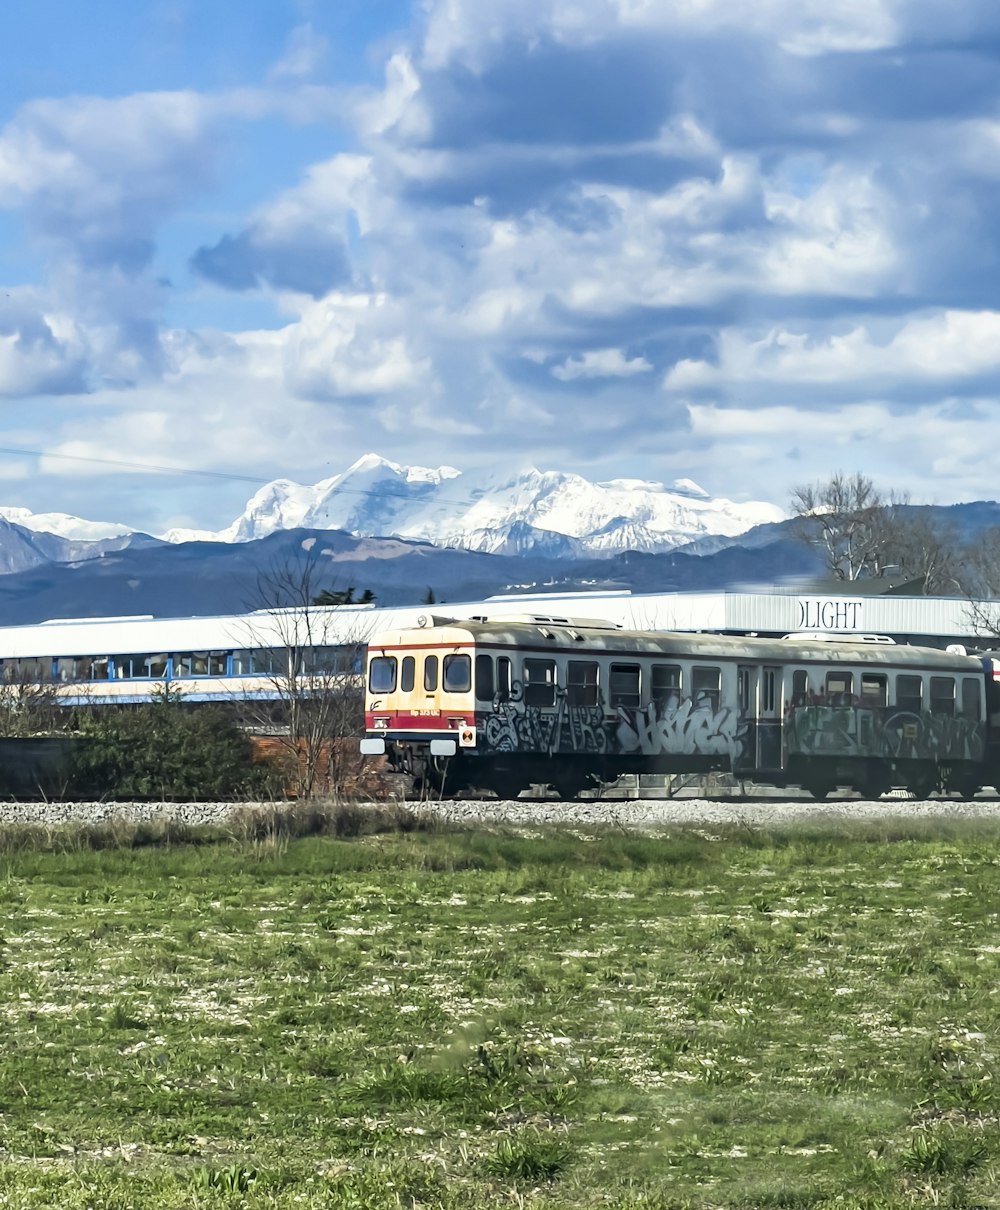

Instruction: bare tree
[239,550,376,799]
[954,527,1000,639]
[0,667,62,737]
[790,472,961,593]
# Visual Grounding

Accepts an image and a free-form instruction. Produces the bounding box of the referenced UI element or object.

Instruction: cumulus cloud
[9,0,1000,527]
[666,311,1000,389]
[552,348,652,380]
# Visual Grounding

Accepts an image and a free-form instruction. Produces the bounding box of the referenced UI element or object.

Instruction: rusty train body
[360,614,1000,799]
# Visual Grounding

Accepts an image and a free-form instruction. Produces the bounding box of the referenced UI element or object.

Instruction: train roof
[366,617,986,671]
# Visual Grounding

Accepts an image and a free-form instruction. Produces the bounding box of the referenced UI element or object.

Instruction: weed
[483,1129,574,1181]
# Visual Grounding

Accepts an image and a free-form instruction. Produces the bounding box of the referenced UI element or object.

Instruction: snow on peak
[211,456,785,554]
[670,478,710,499]
[0,456,785,557]
[0,506,134,542]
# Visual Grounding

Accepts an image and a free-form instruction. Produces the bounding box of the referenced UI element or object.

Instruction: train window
[652,664,681,709]
[523,658,556,707]
[497,656,512,703]
[692,666,720,712]
[762,668,777,713]
[401,656,416,693]
[369,656,397,693]
[930,676,955,716]
[896,675,922,713]
[961,677,982,720]
[792,669,808,704]
[475,654,493,702]
[737,668,750,713]
[443,654,472,693]
[424,655,439,692]
[609,664,641,709]
[567,661,599,707]
[825,671,853,705]
[860,674,887,708]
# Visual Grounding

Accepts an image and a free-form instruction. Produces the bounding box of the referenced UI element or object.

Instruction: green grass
[0,817,999,1206]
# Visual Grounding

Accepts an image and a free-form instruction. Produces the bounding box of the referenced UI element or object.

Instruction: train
[359,613,1000,799]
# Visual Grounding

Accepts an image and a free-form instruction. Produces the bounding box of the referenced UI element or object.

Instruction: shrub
[68,693,279,801]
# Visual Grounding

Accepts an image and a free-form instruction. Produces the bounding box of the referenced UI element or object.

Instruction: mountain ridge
[1,453,788,557]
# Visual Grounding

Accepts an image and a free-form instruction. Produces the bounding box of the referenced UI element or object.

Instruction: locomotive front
[359,621,480,789]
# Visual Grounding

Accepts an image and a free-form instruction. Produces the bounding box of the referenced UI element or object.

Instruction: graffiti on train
[786,705,984,762]
[483,681,609,754]
[480,683,746,760]
[616,695,746,760]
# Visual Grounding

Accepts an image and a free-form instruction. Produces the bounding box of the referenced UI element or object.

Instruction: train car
[359,614,993,799]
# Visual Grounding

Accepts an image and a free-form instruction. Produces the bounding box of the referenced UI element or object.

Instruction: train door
[757,665,782,770]
[736,665,757,773]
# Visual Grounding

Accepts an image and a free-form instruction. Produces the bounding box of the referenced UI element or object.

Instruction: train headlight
[373,717,389,730]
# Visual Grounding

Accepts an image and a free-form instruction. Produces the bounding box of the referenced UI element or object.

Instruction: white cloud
[666,310,1000,389]
[552,348,652,380]
[268,23,329,82]
[419,0,901,70]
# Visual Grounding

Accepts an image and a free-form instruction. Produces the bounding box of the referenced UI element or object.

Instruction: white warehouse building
[0,584,992,706]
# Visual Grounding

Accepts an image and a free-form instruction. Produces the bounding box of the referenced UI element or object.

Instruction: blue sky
[2,0,1000,534]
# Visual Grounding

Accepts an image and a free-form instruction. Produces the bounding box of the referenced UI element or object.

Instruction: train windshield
[369,656,397,693]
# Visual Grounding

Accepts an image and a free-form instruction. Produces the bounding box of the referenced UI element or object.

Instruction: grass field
[0,813,999,1208]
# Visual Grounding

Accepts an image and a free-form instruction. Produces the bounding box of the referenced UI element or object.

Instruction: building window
[523,658,556,707]
[567,661,599,706]
[174,651,228,678]
[231,649,253,675]
[252,649,286,676]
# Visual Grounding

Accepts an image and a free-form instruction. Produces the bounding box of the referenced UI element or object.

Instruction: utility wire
[0,445,490,511]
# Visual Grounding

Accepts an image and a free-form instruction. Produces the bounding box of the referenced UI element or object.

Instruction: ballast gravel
[0,796,999,831]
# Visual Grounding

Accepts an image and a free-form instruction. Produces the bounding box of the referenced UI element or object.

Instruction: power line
[0,445,483,510]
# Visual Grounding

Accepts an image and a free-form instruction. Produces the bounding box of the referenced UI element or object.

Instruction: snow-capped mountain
[200,454,785,555]
[1,454,786,557]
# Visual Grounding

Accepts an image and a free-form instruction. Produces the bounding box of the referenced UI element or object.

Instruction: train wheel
[478,771,527,800]
[947,773,981,799]
[804,779,834,800]
[906,770,938,800]
[549,772,593,800]
[862,765,892,800]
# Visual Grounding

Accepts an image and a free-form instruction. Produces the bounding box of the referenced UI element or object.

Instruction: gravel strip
[0,797,999,830]
[420,797,1000,828]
